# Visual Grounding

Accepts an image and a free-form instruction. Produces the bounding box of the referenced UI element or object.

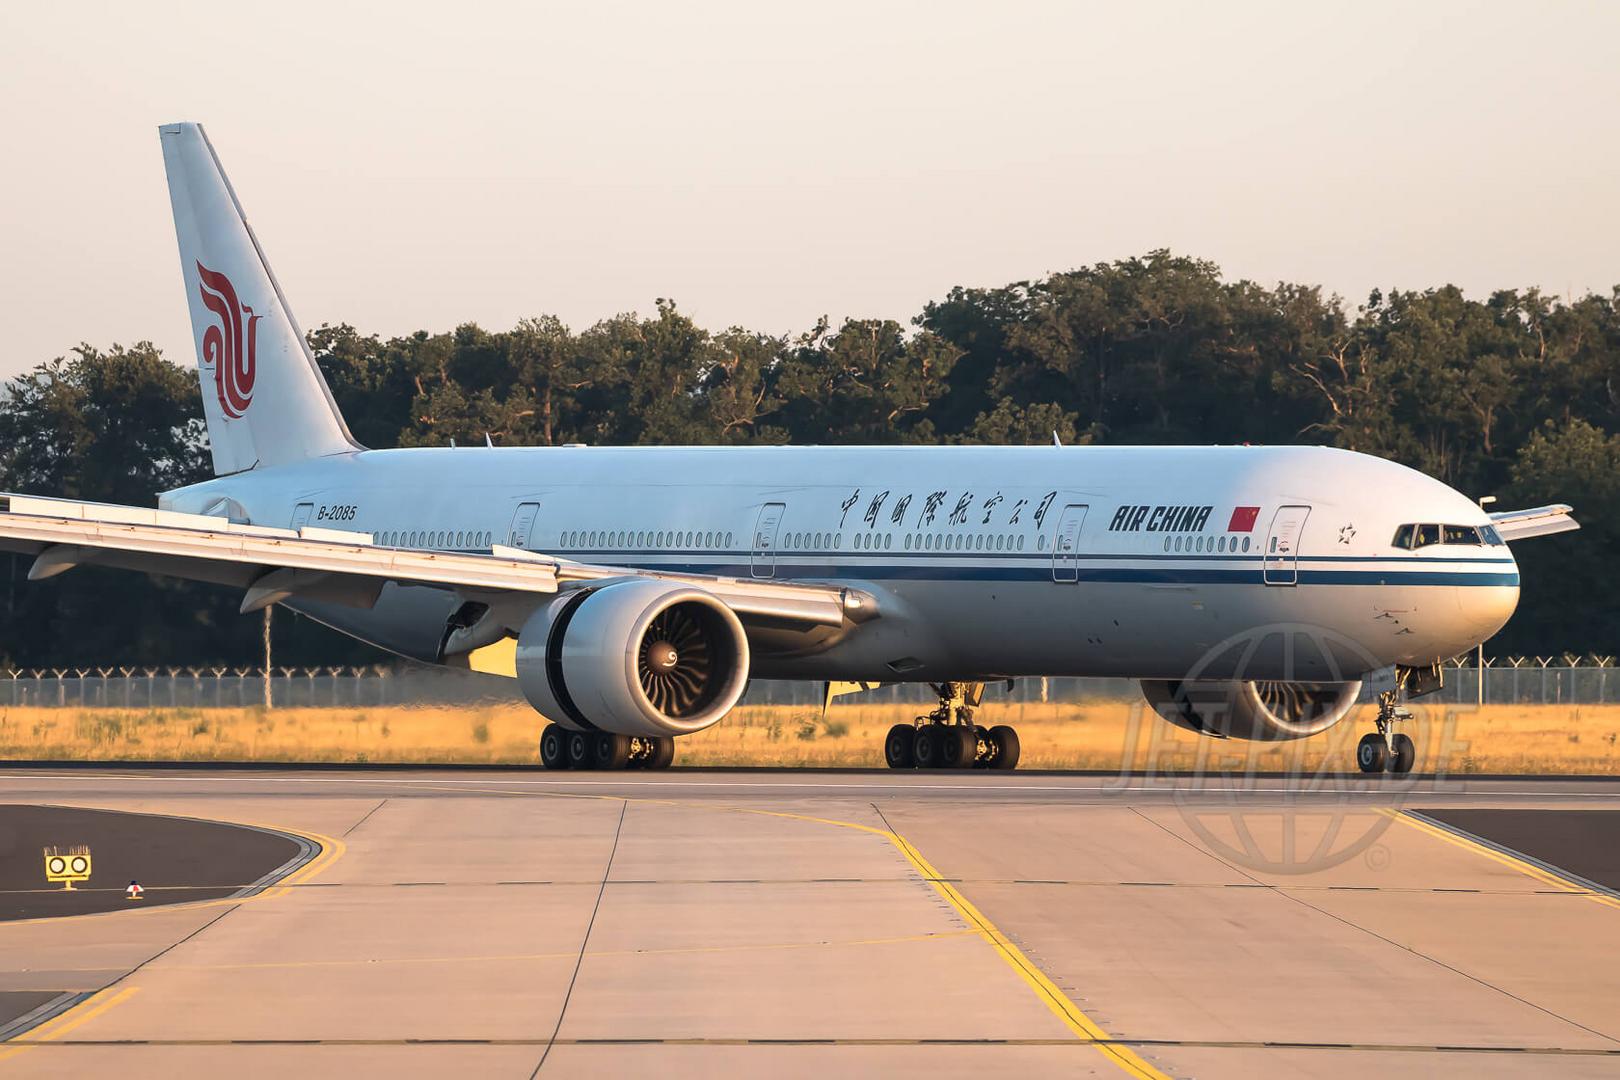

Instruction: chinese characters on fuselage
[836,488,1061,532]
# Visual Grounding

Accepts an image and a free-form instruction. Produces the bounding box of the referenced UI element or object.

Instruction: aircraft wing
[0,493,871,629]
[1489,503,1580,542]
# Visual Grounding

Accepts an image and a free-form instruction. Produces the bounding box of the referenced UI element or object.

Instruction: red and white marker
[126,881,144,901]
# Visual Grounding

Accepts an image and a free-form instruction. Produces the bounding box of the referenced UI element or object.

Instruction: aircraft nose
[1455,577,1520,647]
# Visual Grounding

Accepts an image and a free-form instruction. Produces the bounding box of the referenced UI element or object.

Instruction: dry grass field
[2,698,1618,774]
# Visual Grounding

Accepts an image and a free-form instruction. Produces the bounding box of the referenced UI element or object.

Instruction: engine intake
[1141,679,1361,740]
[517,580,750,737]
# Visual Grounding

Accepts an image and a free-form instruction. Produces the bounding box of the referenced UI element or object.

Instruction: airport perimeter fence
[0,657,1615,710]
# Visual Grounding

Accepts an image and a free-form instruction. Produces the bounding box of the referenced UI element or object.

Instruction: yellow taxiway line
[732,805,1171,1079]
[0,812,345,1057]
[0,987,141,1064]
[1384,809,1620,912]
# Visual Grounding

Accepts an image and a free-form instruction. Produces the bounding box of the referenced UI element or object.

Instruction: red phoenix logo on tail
[196,262,259,418]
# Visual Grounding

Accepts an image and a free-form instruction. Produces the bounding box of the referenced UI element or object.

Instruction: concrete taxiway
[0,767,1617,1078]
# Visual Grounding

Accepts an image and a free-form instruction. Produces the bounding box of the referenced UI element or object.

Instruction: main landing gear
[539,723,675,771]
[1355,667,1427,775]
[884,682,1021,771]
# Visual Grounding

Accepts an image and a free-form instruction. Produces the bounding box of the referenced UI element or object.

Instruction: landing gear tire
[1390,733,1415,775]
[894,682,1024,771]
[1356,733,1387,774]
[539,725,570,770]
[885,724,916,769]
[913,726,942,769]
[1357,677,1420,775]
[971,726,991,768]
[593,732,632,770]
[988,725,1021,771]
[942,726,977,769]
[566,730,594,770]
[646,736,676,770]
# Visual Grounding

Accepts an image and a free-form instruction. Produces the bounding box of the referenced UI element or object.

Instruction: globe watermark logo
[1105,623,1471,876]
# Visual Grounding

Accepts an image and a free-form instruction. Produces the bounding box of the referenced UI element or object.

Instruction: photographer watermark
[1105,623,1470,875]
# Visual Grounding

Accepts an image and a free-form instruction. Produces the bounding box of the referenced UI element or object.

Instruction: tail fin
[159,123,359,474]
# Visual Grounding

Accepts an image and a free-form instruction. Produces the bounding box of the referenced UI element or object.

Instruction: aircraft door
[751,502,785,578]
[508,502,542,549]
[1262,505,1310,585]
[1051,504,1089,583]
[290,502,313,531]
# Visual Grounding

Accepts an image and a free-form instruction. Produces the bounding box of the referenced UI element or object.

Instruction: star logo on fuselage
[1339,524,1356,544]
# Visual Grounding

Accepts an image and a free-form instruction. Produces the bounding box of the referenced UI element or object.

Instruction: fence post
[1595,655,1615,705]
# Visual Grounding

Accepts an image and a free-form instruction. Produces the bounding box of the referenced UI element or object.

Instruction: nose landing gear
[539,724,675,770]
[1355,664,1437,775]
[884,682,1022,770]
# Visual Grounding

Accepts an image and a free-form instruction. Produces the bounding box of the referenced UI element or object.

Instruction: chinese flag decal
[1228,506,1261,532]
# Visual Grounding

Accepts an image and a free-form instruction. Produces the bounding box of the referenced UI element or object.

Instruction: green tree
[771,317,959,443]
[1498,420,1620,655]
[0,343,207,502]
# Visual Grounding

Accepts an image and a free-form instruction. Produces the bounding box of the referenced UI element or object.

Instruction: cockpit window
[1392,523,1495,549]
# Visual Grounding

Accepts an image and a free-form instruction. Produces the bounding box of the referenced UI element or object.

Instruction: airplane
[0,123,1580,773]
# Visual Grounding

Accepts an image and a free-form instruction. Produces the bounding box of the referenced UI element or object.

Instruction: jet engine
[1140,679,1362,740]
[517,579,750,737]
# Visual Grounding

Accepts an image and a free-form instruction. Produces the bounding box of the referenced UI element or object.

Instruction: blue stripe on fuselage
[515,554,1519,588]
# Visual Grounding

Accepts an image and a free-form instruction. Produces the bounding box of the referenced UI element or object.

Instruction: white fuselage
[161,443,1518,684]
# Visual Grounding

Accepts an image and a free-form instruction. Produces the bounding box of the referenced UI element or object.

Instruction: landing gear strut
[1356,666,1428,775]
[884,682,1021,771]
[539,723,674,771]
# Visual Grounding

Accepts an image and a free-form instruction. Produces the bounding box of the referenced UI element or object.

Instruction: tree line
[1,250,1614,666]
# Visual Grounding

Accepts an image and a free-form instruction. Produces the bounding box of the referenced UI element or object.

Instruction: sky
[1,1,1617,378]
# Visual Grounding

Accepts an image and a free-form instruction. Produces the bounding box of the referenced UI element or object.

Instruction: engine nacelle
[517,580,750,737]
[1141,679,1362,740]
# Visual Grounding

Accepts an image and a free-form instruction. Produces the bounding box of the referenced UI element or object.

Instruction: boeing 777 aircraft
[0,124,1580,772]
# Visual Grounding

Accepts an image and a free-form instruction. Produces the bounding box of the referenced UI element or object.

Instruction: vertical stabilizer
[159,123,359,474]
